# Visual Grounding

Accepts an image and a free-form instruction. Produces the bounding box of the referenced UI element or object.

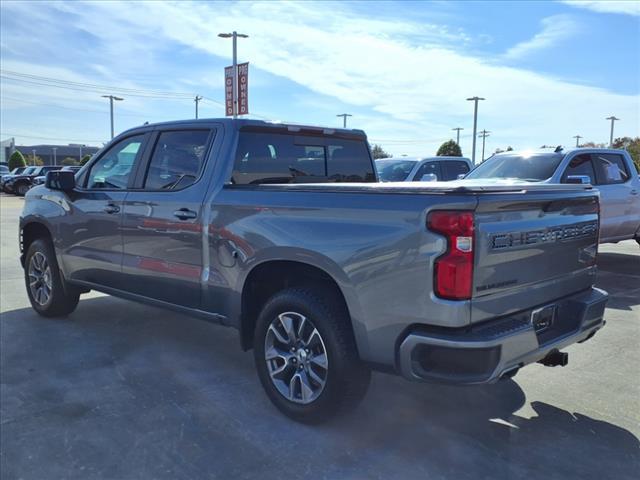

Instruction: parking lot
[1,193,638,480]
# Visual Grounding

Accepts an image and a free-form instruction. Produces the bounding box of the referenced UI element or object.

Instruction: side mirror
[565,175,591,185]
[421,173,438,182]
[457,173,466,180]
[45,170,75,192]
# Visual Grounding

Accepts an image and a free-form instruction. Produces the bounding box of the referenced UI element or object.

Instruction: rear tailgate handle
[103,203,120,214]
[173,208,197,220]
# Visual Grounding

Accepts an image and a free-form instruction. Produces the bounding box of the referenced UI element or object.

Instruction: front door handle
[103,203,120,214]
[631,189,638,195]
[173,208,197,220]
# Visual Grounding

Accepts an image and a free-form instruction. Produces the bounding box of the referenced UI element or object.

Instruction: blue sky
[1,0,639,157]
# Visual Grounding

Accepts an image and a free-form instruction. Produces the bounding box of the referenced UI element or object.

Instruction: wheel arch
[238,257,364,355]
[20,221,54,267]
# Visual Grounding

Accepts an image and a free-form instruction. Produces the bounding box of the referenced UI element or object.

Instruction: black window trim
[130,127,216,192]
[78,132,151,192]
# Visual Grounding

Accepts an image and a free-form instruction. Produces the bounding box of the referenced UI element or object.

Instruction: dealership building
[1,138,100,166]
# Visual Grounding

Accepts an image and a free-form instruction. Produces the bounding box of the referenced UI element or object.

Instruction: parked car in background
[19,119,607,423]
[4,165,60,196]
[1,166,28,190]
[2,166,36,192]
[464,148,640,244]
[0,165,9,174]
[31,166,81,187]
[375,156,472,182]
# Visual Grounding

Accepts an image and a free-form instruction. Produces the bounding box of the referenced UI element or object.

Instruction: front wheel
[15,182,30,196]
[253,287,371,424]
[24,238,80,317]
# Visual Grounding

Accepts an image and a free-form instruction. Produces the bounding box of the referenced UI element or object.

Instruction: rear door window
[561,154,596,184]
[591,153,630,185]
[413,161,441,181]
[144,130,212,190]
[232,131,374,184]
[441,161,470,180]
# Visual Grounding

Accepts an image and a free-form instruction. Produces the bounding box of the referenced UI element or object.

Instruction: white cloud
[504,15,580,59]
[561,1,640,16]
[1,1,638,155]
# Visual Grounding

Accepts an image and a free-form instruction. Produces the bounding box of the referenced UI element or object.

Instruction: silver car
[464,148,640,244]
[375,156,472,182]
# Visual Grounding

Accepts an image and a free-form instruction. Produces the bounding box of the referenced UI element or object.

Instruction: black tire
[24,238,80,317]
[253,287,371,424]
[15,182,30,196]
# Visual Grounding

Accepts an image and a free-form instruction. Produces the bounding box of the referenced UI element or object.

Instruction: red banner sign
[237,62,249,115]
[224,65,234,116]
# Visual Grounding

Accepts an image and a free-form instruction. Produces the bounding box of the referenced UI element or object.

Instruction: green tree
[61,157,78,166]
[28,155,44,166]
[581,141,606,148]
[8,150,27,170]
[80,154,92,166]
[436,139,462,157]
[370,144,391,159]
[613,137,640,172]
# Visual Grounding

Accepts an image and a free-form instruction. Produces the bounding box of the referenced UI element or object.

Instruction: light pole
[478,129,490,162]
[337,113,352,128]
[32,149,36,165]
[194,95,203,119]
[218,31,249,119]
[102,95,124,139]
[52,147,57,166]
[466,96,485,165]
[452,127,463,145]
[573,135,582,148]
[606,116,619,147]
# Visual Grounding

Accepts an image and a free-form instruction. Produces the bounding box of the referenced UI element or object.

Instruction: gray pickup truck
[20,119,608,423]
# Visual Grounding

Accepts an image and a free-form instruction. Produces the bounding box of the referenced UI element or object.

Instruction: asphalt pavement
[1,193,638,480]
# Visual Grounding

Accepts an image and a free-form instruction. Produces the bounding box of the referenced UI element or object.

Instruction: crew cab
[376,156,472,182]
[20,119,608,423]
[465,148,640,244]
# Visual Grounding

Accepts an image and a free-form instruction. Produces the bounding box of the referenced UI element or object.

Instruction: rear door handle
[631,189,638,195]
[103,203,120,214]
[173,208,197,220]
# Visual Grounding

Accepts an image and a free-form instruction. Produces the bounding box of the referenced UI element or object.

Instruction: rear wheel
[253,287,371,424]
[24,238,79,317]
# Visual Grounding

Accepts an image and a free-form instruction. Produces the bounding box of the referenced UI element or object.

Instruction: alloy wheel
[28,251,52,306]
[264,311,329,404]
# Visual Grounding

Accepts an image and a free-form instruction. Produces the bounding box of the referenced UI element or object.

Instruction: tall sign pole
[452,127,463,145]
[219,31,248,118]
[606,116,619,147]
[466,97,485,165]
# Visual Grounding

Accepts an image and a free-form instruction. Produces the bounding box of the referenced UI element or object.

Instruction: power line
[0,132,105,143]
[0,95,150,117]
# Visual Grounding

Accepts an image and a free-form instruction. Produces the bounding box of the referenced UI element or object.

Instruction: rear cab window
[231,129,375,185]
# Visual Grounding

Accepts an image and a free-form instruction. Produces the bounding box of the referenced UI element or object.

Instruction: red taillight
[428,210,474,300]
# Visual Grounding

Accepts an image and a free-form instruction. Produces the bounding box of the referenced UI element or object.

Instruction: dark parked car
[4,165,60,195]
[20,119,607,423]
[31,166,81,187]
[2,166,35,192]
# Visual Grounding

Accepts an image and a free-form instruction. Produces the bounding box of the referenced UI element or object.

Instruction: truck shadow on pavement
[1,296,638,480]
[596,251,640,311]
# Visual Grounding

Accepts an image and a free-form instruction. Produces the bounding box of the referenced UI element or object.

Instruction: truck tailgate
[471,186,599,323]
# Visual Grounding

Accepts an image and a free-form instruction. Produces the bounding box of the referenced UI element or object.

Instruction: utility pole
[573,135,582,148]
[452,127,463,145]
[478,129,490,162]
[101,95,124,139]
[218,31,249,119]
[336,113,353,128]
[79,145,83,163]
[52,147,57,166]
[194,95,203,119]
[606,116,619,147]
[466,96,485,165]
[32,149,36,166]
